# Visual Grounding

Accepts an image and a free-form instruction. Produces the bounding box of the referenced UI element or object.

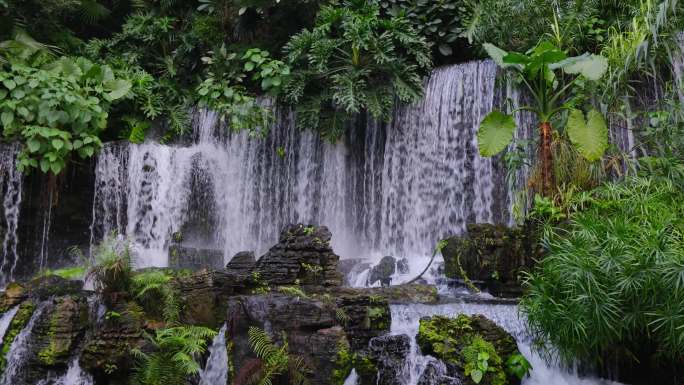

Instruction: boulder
[32,295,89,367]
[80,301,146,381]
[368,334,411,385]
[442,223,543,297]
[226,251,256,276]
[168,244,224,270]
[174,268,249,327]
[26,275,84,300]
[416,314,522,385]
[0,282,26,312]
[310,284,439,305]
[335,292,391,351]
[226,293,344,385]
[255,224,342,287]
[369,256,396,287]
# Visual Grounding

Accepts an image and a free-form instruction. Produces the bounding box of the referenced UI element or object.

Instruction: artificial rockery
[0,223,527,385]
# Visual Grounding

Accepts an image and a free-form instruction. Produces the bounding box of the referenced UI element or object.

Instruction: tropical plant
[234,326,310,385]
[477,41,609,196]
[0,47,131,173]
[131,325,217,385]
[131,270,181,324]
[87,235,133,295]
[520,177,684,369]
[283,0,432,139]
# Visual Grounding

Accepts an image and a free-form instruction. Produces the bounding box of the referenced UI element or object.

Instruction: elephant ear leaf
[477,111,516,157]
[566,109,608,161]
[552,54,608,81]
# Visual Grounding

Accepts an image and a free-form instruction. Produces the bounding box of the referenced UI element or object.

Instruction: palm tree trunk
[539,121,554,197]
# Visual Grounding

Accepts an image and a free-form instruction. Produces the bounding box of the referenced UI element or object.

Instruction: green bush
[0,52,130,173]
[521,177,684,366]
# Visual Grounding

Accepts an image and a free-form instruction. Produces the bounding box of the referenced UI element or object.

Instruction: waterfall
[389,302,623,385]
[198,323,228,385]
[0,301,48,385]
[0,305,19,341]
[0,143,23,286]
[90,61,510,271]
[342,368,359,385]
[50,358,94,385]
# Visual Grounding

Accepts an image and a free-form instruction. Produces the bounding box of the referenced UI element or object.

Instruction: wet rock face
[417,359,463,385]
[226,293,343,385]
[369,256,397,287]
[175,269,249,327]
[80,301,145,381]
[168,244,224,270]
[416,314,521,385]
[442,223,543,297]
[368,334,411,385]
[0,282,26,312]
[225,251,256,276]
[255,224,343,287]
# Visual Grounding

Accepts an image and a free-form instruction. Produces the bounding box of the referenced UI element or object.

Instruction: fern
[132,326,217,385]
[131,270,181,324]
[243,327,311,385]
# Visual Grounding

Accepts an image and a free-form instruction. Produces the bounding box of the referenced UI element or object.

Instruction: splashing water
[0,305,19,342]
[0,301,49,385]
[47,358,94,385]
[389,302,623,385]
[199,323,228,385]
[0,143,23,286]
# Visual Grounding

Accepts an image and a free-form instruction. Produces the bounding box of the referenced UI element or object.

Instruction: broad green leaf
[471,369,483,384]
[52,139,64,150]
[2,79,16,90]
[40,158,50,173]
[104,79,132,100]
[477,111,516,157]
[27,138,41,152]
[566,109,608,161]
[50,161,63,174]
[0,89,7,99]
[483,43,508,68]
[1,111,14,127]
[552,54,608,81]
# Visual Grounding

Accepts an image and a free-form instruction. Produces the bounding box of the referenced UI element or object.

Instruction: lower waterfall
[0,301,49,385]
[0,305,18,341]
[199,323,229,385]
[388,302,623,385]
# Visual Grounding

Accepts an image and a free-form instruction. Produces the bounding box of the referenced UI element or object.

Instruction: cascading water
[388,302,623,385]
[0,305,19,341]
[36,358,94,385]
[90,61,509,275]
[0,301,49,385]
[198,323,228,385]
[0,143,23,286]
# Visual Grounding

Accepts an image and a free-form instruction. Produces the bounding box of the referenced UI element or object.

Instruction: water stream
[388,302,623,385]
[0,305,19,342]
[0,143,24,287]
[198,323,229,385]
[0,301,49,385]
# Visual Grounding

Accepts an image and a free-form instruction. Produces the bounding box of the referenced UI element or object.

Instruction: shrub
[521,177,684,367]
[87,236,133,295]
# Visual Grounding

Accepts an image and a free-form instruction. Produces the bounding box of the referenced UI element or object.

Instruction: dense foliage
[284,0,431,138]
[521,177,684,367]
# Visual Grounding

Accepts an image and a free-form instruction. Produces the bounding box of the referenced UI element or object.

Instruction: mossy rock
[417,314,521,385]
[442,223,543,297]
[0,282,26,312]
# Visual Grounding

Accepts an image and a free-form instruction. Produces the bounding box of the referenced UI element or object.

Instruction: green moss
[331,344,377,385]
[417,314,514,385]
[0,301,35,372]
[367,305,389,330]
[38,266,86,280]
